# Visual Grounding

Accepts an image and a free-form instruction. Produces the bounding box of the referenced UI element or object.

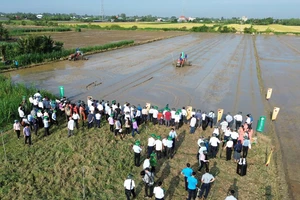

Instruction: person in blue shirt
[187,171,198,200]
[181,163,193,191]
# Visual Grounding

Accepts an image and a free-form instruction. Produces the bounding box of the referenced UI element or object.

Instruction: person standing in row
[132,141,142,167]
[155,136,163,160]
[43,116,50,137]
[169,128,178,150]
[132,119,139,137]
[187,171,198,200]
[190,115,197,133]
[166,136,174,159]
[198,169,215,200]
[147,134,156,157]
[23,124,32,146]
[209,134,221,158]
[153,181,165,200]
[234,112,243,131]
[13,120,21,140]
[124,174,136,200]
[68,117,75,137]
[142,167,154,198]
[181,163,193,191]
[224,138,234,161]
[72,111,80,129]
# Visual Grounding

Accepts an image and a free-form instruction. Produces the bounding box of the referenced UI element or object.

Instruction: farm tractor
[173,52,192,67]
[68,51,86,61]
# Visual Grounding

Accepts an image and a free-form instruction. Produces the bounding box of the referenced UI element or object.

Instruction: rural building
[36,15,43,19]
[178,16,187,22]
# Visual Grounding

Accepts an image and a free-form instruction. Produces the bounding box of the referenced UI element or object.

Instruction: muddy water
[256,35,300,200]
[10,34,263,123]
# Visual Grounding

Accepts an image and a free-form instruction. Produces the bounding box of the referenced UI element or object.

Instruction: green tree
[0,23,9,41]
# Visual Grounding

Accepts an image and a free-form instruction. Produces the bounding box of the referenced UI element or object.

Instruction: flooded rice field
[9,33,300,199]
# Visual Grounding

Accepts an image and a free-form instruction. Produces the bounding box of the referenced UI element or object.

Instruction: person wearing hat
[233,112,243,131]
[171,108,176,126]
[132,141,142,167]
[131,118,139,137]
[224,137,234,161]
[43,116,50,137]
[150,151,157,173]
[23,124,32,145]
[164,108,171,127]
[155,136,163,160]
[51,110,58,126]
[124,174,136,200]
[169,128,178,151]
[13,120,21,140]
[157,110,164,125]
[166,136,174,159]
[147,134,156,157]
[174,111,181,129]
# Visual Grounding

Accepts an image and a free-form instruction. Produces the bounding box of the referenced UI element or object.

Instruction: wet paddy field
[9,33,300,199]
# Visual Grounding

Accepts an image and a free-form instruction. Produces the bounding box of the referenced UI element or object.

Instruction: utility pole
[101,0,105,21]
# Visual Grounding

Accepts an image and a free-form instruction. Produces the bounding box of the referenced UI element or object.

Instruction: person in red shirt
[164,109,171,127]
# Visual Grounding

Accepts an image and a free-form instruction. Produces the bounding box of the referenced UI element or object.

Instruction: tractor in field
[68,51,84,61]
[173,52,192,67]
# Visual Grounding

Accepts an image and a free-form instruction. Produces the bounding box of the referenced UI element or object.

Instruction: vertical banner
[59,86,64,98]
[271,107,280,121]
[186,106,193,120]
[266,88,273,100]
[217,109,224,122]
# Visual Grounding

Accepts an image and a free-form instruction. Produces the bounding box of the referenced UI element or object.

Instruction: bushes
[191,25,217,32]
[9,27,72,36]
[244,26,257,34]
[14,40,134,66]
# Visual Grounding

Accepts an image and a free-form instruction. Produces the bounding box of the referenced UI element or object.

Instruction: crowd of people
[14,91,255,199]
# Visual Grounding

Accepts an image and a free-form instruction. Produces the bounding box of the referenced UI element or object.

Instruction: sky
[1,0,300,19]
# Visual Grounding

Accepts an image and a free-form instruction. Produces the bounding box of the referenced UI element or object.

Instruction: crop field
[61,21,300,33]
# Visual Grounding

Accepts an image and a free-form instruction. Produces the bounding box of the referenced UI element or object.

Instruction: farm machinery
[173,52,192,67]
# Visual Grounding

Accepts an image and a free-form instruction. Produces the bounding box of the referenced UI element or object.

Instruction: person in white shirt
[181,107,187,124]
[142,106,148,124]
[220,119,228,133]
[224,138,234,161]
[171,108,176,126]
[212,126,220,138]
[207,111,215,128]
[34,91,41,99]
[153,181,165,200]
[72,112,80,129]
[197,136,204,148]
[223,127,232,144]
[190,115,197,133]
[97,103,103,112]
[234,112,243,130]
[166,136,174,159]
[147,134,156,157]
[124,174,136,200]
[95,111,101,128]
[68,117,75,137]
[225,190,237,200]
[230,129,239,146]
[152,108,158,125]
[209,134,221,158]
[132,141,142,167]
[201,112,207,130]
[155,136,163,160]
[143,156,150,169]
[149,106,154,122]
[169,128,178,150]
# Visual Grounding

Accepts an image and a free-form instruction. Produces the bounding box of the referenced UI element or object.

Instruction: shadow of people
[173,130,186,158]
[210,161,220,177]
[165,175,181,199]
[265,185,273,200]
[157,161,171,182]
[227,178,239,199]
